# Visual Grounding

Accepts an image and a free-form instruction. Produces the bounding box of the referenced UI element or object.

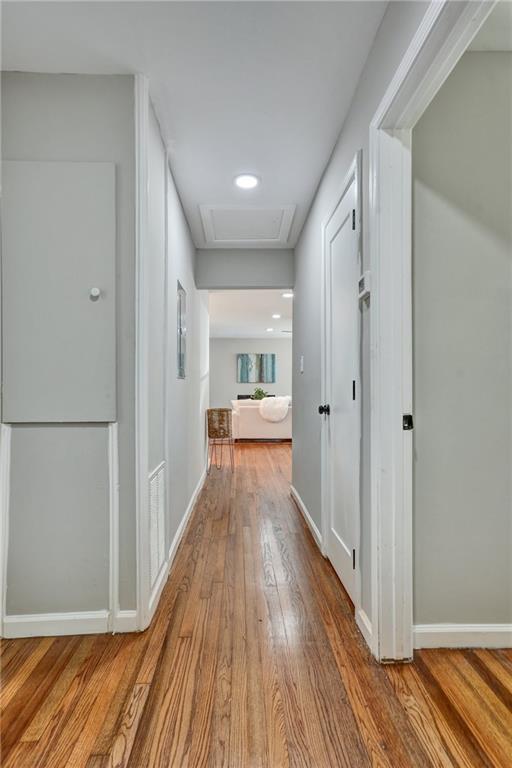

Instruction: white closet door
[324,177,360,603]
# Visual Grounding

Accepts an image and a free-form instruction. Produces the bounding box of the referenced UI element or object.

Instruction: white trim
[368,0,498,662]
[414,624,512,649]
[290,485,322,551]
[112,610,138,634]
[0,425,11,637]
[356,608,373,650]
[369,127,413,661]
[108,423,120,632]
[163,152,171,584]
[3,610,110,639]
[134,74,151,632]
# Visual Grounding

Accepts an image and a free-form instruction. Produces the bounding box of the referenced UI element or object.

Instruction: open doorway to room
[207,289,293,472]
[411,2,512,649]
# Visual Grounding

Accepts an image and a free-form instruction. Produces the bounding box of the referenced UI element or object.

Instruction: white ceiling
[469,2,512,51]
[209,289,293,338]
[2,1,387,249]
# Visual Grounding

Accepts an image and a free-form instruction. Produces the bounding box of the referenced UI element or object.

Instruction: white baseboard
[290,485,322,550]
[145,464,207,628]
[113,609,138,633]
[414,623,512,649]
[3,610,109,638]
[356,608,373,651]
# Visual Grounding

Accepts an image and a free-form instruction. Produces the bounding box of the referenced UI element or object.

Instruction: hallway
[1,443,511,767]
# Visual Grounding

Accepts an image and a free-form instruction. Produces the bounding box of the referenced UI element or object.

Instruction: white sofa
[231,399,292,440]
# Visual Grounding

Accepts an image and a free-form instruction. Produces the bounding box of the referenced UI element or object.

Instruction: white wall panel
[2,160,116,422]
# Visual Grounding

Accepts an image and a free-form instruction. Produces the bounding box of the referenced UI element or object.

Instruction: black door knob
[318,404,330,415]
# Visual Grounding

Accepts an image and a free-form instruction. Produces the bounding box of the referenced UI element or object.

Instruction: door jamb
[135,74,151,631]
[369,0,498,661]
[320,150,363,623]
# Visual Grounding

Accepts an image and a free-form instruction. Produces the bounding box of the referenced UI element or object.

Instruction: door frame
[368,0,497,661]
[135,73,151,631]
[320,151,363,622]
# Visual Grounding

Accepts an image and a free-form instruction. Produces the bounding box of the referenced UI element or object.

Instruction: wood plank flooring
[1,442,511,767]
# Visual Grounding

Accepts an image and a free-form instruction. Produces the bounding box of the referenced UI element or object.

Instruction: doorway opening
[208,289,293,471]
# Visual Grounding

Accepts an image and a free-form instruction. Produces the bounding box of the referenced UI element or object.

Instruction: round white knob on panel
[90,287,101,300]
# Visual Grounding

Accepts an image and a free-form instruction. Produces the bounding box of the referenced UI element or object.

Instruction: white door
[322,173,360,604]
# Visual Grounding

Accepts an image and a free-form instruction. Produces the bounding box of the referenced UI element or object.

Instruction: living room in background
[209,289,293,442]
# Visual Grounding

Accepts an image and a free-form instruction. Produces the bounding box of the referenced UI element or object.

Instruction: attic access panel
[200,205,295,247]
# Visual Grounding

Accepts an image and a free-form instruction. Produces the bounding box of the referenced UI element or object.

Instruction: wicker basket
[207,408,232,440]
[206,409,234,472]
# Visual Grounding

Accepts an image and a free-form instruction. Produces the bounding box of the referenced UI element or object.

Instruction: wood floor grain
[1,442,511,767]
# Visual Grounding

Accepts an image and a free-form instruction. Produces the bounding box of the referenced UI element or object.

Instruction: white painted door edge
[368,0,498,661]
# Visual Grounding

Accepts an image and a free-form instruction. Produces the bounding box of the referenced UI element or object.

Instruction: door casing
[368,0,498,661]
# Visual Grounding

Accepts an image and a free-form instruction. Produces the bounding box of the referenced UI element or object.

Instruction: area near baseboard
[3,466,207,639]
[290,485,322,550]
[414,624,512,649]
[3,610,109,638]
[113,610,138,633]
[356,608,373,649]
[169,466,207,567]
[145,464,207,628]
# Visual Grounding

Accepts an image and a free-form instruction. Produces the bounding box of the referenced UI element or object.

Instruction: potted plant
[251,387,269,400]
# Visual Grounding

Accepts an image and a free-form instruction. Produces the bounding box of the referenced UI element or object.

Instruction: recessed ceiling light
[282,292,294,299]
[272,313,281,319]
[234,173,259,190]
[266,327,274,333]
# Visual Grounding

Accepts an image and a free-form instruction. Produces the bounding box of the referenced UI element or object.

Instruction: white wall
[196,249,294,290]
[143,98,209,595]
[412,51,512,624]
[166,171,209,551]
[147,104,167,475]
[2,72,137,613]
[292,2,429,621]
[2,74,209,627]
[210,338,292,408]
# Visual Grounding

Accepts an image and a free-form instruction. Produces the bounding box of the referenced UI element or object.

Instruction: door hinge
[352,548,356,570]
[352,380,356,401]
[403,414,414,431]
[352,209,356,230]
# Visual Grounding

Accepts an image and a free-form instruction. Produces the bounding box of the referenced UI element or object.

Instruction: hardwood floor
[1,442,511,767]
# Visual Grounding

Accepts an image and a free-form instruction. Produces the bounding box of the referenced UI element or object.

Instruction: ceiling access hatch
[200,205,295,247]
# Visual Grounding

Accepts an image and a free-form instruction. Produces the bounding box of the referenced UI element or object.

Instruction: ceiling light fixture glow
[266,327,274,333]
[272,314,281,319]
[234,173,259,190]
[282,292,294,299]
